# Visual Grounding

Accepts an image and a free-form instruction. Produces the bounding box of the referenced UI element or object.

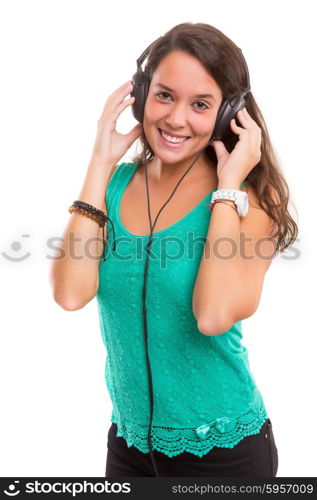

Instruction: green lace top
[96,161,268,458]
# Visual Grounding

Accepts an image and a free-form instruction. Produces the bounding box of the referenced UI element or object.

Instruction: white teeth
[160,130,188,143]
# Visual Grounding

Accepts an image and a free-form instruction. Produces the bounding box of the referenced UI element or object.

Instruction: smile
[158,128,190,148]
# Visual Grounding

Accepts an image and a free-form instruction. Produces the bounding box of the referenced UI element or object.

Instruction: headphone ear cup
[131,70,150,123]
[211,95,246,141]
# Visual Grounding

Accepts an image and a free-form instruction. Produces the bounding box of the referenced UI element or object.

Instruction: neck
[146,152,214,185]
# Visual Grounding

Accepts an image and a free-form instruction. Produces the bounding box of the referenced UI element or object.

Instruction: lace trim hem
[110,405,269,458]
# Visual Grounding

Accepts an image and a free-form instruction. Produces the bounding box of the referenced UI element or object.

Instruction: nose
[164,102,188,130]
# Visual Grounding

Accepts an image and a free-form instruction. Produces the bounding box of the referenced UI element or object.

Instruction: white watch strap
[210,189,249,217]
[211,189,242,203]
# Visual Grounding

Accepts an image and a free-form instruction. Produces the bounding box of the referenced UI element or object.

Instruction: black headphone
[125,39,251,478]
[131,40,251,140]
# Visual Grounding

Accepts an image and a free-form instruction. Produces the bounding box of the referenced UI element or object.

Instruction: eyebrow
[154,83,216,101]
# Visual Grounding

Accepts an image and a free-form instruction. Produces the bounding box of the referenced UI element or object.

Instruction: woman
[50,22,297,477]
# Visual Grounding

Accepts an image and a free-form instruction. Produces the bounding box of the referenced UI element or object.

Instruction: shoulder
[241,182,278,215]
[107,161,138,188]
[240,181,279,206]
[239,182,278,246]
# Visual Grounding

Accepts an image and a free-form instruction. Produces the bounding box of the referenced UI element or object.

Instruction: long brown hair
[131,22,298,256]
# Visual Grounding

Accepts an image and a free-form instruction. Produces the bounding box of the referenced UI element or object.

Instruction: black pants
[106,418,278,477]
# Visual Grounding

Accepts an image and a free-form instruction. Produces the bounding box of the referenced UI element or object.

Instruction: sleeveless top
[96,161,268,458]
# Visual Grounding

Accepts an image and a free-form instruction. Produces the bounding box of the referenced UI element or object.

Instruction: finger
[117,95,135,112]
[211,140,229,158]
[107,81,133,107]
[238,108,258,130]
[236,109,249,126]
[99,95,135,126]
[230,117,245,133]
[243,108,255,121]
[125,123,143,146]
[102,84,134,120]
[113,80,133,96]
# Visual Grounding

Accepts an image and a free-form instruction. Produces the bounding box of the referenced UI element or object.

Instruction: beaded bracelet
[68,200,116,261]
[208,199,239,214]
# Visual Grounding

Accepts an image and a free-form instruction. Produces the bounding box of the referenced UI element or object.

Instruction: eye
[155,92,209,110]
[156,92,172,100]
[194,101,209,110]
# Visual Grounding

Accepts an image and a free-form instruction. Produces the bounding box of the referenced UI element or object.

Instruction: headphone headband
[135,40,251,95]
[136,40,157,67]
[238,48,251,95]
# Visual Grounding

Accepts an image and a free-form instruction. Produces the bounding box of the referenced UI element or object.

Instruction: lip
[157,128,190,149]
[159,128,190,139]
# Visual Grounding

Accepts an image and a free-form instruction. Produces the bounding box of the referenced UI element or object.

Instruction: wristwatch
[210,189,249,217]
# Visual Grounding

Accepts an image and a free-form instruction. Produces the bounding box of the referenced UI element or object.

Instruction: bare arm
[49,79,142,311]
[192,184,277,335]
[49,158,117,311]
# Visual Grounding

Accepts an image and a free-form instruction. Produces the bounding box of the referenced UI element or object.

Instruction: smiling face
[143,50,223,174]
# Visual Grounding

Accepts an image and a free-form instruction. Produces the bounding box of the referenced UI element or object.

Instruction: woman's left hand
[211,107,262,188]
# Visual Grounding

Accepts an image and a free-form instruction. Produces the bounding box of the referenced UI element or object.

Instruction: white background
[0,0,316,477]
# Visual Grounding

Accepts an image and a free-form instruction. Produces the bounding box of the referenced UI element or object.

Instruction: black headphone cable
[141,136,216,477]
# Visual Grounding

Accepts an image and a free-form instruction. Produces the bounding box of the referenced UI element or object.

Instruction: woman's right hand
[90,80,143,166]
